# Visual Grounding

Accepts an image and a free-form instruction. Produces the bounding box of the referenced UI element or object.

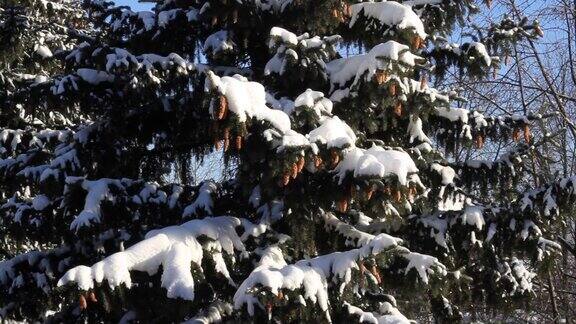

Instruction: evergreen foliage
[0,0,568,322]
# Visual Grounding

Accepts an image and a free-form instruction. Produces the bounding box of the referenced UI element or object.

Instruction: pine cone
[365,186,375,200]
[223,127,230,140]
[223,137,230,151]
[331,8,340,19]
[371,265,382,284]
[297,156,305,172]
[412,36,421,49]
[314,156,323,168]
[344,3,352,17]
[408,186,417,200]
[389,83,397,96]
[337,198,348,212]
[282,173,291,186]
[235,136,243,150]
[475,134,484,149]
[384,186,391,195]
[512,128,521,142]
[393,102,403,117]
[359,261,366,288]
[523,125,531,144]
[266,302,273,314]
[395,190,402,202]
[291,163,298,179]
[217,96,228,120]
[420,75,427,90]
[79,294,88,310]
[375,70,388,85]
[330,150,340,168]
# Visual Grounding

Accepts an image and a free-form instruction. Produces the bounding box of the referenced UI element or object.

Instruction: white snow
[204,30,236,56]
[433,107,469,123]
[66,178,169,231]
[35,44,53,58]
[415,214,448,248]
[105,48,138,72]
[294,89,333,118]
[183,181,217,217]
[76,69,115,85]
[0,129,23,151]
[404,252,446,284]
[431,163,456,185]
[206,72,291,132]
[460,206,485,230]
[344,302,410,324]
[349,1,427,39]
[307,116,356,149]
[335,145,419,185]
[466,42,492,66]
[269,27,298,46]
[234,233,403,318]
[59,217,246,301]
[407,116,431,144]
[235,232,445,318]
[327,41,422,90]
[276,129,310,151]
[250,0,293,12]
[504,258,536,295]
[137,11,155,30]
[322,212,374,247]
[264,27,339,77]
[158,9,181,28]
[32,195,51,211]
[68,178,119,231]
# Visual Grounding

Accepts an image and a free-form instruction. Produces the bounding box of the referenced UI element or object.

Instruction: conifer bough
[0,0,567,322]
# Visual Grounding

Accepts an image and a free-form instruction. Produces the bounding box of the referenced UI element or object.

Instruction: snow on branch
[321,211,375,247]
[412,176,576,257]
[1,246,71,296]
[203,30,236,59]
[64,177,171,231]
[265,27,340,78]
[58,216,246,300]
[343,301,410,324]
[234,232,446,319]
[327,41,424,91]
[97,4,198,40]
[349,1,427,39]
[66,177,129,231]
[335,145,420,186]
[245,0,293,13]
[52,46,194,94]
[308,116,357,150]
[184,301,233,324]
[291,88,334,121]
[205,72,291,132]
[183,180,218,218]
[0,128,71,155]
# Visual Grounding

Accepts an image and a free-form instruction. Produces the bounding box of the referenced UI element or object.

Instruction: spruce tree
[0,0,569,322]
